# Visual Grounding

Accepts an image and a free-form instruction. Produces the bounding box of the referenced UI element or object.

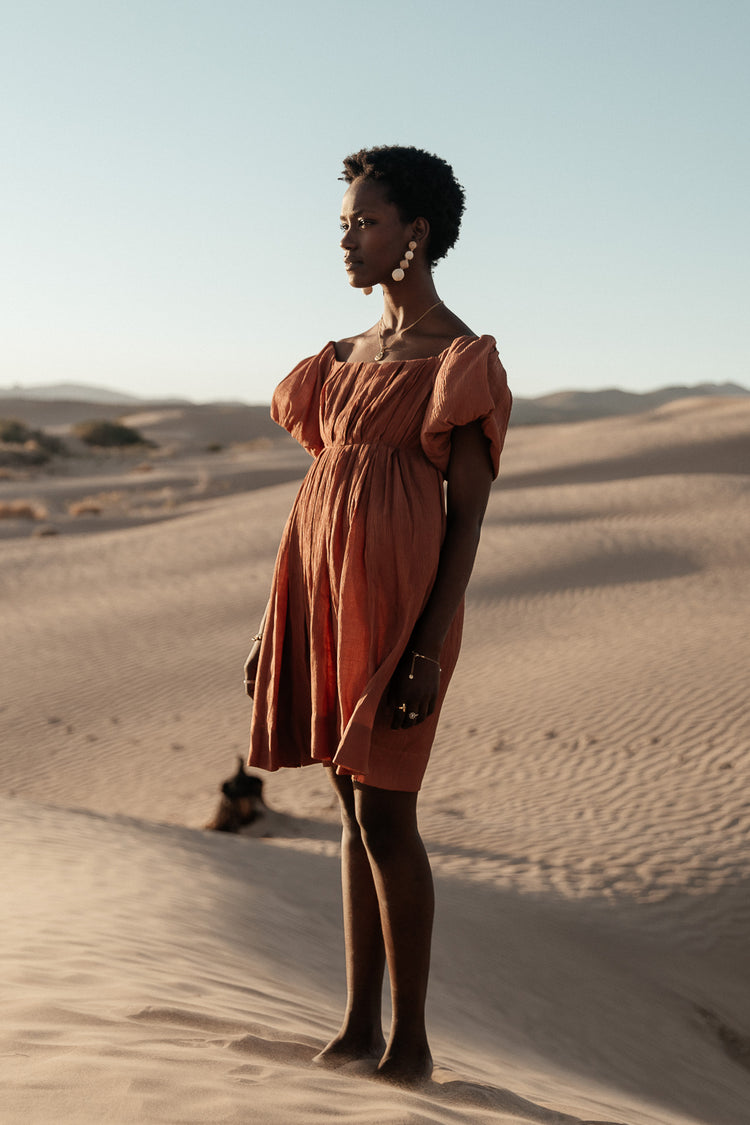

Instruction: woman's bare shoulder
[425,306,476,353]
[333,325,379,363]
[439,306,475,338]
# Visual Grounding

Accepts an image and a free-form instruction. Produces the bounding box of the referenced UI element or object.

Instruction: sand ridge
[4,796,735,1125]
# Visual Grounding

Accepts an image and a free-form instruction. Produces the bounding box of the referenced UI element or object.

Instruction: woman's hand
[388,651,441,730]
[243,636,262,698]
[244,608,268,699]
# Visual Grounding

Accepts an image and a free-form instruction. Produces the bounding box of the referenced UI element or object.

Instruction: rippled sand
[2,395,749,1124]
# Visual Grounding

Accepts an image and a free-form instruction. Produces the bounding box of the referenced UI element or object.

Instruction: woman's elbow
[445,507,485,547]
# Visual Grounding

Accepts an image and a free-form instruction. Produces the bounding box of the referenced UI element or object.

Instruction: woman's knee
[355,785,419,862]
[326,768,361,835]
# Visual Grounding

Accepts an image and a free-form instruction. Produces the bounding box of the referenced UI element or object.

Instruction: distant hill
[0,396,285,447]
[1,380,747,430]
[510,382,749,426]
[0,382,147,405]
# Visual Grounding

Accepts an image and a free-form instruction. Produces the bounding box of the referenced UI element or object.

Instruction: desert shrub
[68,500,103,517]
[68,491,127,516]
[0,419,29,444]
[0,499,48,520]
[73,419,151,448]
[0,417,67,456]
[0,444,49,467]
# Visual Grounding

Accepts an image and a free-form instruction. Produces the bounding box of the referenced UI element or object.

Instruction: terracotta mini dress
[248,334,512,791]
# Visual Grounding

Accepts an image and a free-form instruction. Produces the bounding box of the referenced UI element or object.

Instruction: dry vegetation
[68,499,105,517]
[0,418,67,468]
[0,499,48,520]
[72,419,151,448]
[67,487,179,519]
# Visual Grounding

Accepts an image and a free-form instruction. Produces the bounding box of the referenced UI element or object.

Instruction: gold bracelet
[408,650,442,680]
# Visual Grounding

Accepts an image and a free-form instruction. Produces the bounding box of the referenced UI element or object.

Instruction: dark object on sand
[205,757,266,832]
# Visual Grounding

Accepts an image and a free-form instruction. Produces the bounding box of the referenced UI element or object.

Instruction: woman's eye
[340,217,373,231]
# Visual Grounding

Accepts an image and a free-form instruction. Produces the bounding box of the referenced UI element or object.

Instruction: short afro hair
[340,145,466,268]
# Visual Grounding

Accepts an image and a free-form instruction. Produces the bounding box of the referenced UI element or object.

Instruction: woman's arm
[389,420,494,728]
[244,604,269,698]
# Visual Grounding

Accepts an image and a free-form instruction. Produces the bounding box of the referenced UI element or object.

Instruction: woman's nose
[340,226,356,250]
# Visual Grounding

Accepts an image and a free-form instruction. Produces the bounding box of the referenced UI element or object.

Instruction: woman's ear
[411,216,430,248]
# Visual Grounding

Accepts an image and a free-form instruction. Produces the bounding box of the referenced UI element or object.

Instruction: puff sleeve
[271,342,335,456]
[420,335,512,479]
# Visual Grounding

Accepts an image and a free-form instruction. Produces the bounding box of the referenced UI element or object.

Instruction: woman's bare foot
[312,1028,386,1069]
[373,1044,433,1088]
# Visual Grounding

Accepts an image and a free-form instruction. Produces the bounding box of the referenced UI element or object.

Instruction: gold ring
[398,703,407,712]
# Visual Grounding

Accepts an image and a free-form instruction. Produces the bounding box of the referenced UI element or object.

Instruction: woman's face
[339,177,413,290]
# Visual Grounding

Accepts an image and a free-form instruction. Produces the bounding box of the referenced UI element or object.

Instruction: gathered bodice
[320,356,442,452]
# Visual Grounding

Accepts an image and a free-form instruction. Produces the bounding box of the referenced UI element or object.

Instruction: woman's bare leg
[355,783,434,1086]
[313,769,386,1066]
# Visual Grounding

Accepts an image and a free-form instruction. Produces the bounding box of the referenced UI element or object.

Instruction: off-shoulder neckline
[327,334,488,367]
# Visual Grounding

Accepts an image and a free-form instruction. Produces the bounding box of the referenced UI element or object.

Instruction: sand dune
[2,395,749,1123]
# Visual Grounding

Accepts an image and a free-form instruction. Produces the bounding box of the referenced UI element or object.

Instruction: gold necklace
[374,299,444,362]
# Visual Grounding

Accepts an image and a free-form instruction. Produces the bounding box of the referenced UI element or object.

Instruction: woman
[245,145,512,1086]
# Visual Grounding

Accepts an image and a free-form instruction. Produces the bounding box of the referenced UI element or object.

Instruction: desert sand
[2,391,749,1124]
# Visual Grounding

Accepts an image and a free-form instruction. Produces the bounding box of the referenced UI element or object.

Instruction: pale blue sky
[2,0,748,401]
